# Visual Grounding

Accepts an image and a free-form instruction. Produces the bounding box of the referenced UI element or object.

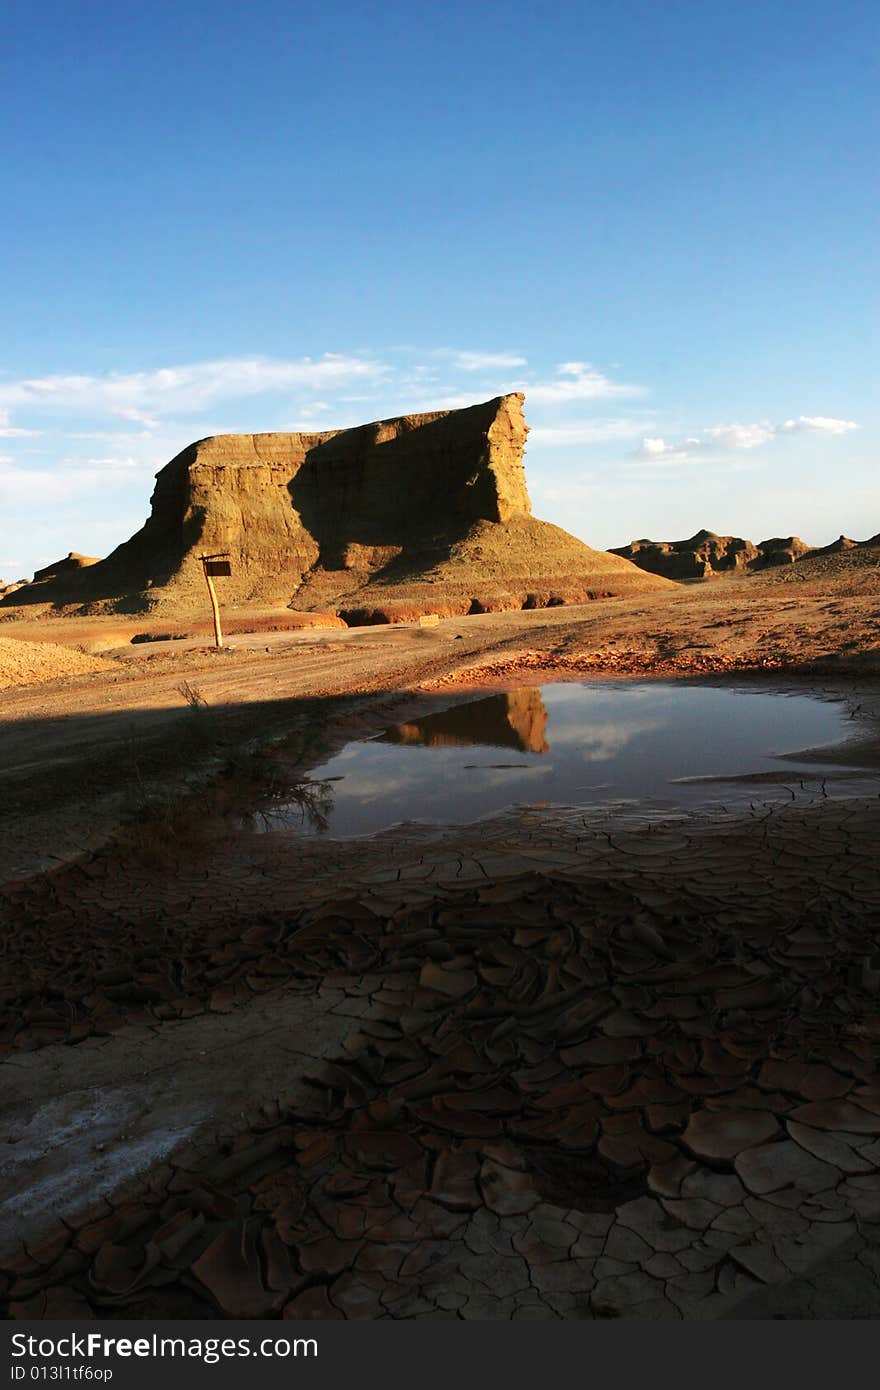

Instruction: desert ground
[2,570,880,1320]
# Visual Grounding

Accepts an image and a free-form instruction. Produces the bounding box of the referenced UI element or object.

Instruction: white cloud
[381,392,496,414]
[0,457,149,505]
[292,400,333,421]
[0,351,644,453]
[529,419,651,446]
[0,354,388,423]
[634,413,860,467]
[108,406,161,429]
[779,415,859,436]
[527,361,642,404]
[451,351,528,371]
[634,436,693,465]
[69,428,157,442]
[0,406,41,437]
[76,456,146,470]
[640,437,677,457]
[702,422,776,450]
[540,717,664,761]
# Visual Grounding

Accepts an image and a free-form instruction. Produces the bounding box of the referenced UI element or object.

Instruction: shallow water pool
[271,682,854,838]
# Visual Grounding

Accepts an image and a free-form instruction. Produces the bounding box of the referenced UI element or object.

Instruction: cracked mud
[3,760,880,1319]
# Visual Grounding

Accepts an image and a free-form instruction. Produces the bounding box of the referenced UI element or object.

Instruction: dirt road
[3,582,880,880]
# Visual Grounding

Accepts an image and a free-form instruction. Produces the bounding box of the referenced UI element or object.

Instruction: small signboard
[204,559,232,577]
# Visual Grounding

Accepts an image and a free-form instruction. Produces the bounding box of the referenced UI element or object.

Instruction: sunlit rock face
[3,395,672,617]
[130,394,535,603]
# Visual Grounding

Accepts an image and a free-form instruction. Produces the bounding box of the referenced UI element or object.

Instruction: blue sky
[1,0,877,580]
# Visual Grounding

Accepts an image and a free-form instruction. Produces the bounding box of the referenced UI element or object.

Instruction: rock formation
[752,536,812,568]
[753,532,880,595]
[32,552,100,582]
[610,529,846,580]
[1,554,98,603]
[610,530,759,580]
[3,395,672,619]
[802,535,859,559]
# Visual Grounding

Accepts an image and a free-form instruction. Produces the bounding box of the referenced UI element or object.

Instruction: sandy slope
[0,636,112,690]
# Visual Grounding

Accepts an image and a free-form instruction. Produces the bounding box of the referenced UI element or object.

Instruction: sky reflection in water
[276,683,851,838]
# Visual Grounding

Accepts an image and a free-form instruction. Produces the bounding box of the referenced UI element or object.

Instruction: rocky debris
[423,650,806,691]
[2,395,671,620]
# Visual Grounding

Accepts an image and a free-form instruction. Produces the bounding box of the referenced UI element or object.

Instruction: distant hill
[610,529,877,585]
[32,552,100,582]
[751,534,880,595]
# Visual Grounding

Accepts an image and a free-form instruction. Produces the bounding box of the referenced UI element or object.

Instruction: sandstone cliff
[4,394,672,619]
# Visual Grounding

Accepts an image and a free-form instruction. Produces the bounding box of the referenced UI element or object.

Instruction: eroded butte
[2,394,670,624]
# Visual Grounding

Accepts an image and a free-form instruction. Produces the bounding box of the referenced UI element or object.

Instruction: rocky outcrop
[610,530,759,580]
[801,535,859,559]
[751,536,811,568]
[1,554,99,605]
[32,553,100,582]
[4,395,672,618]
[612,529,880,585]
[610,530,832,580]
[751,532,880,595]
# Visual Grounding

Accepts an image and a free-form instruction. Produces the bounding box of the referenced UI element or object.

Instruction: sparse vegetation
[113,688,338,856]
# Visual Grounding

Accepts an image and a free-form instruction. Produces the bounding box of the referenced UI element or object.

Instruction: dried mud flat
[2,579,880,1320]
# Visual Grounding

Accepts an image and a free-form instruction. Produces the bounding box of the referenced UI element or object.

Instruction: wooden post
[203,564,223,649]
[200,554,231,649]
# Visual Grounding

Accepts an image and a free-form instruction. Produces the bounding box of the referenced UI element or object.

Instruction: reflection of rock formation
[380,690,549,754]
